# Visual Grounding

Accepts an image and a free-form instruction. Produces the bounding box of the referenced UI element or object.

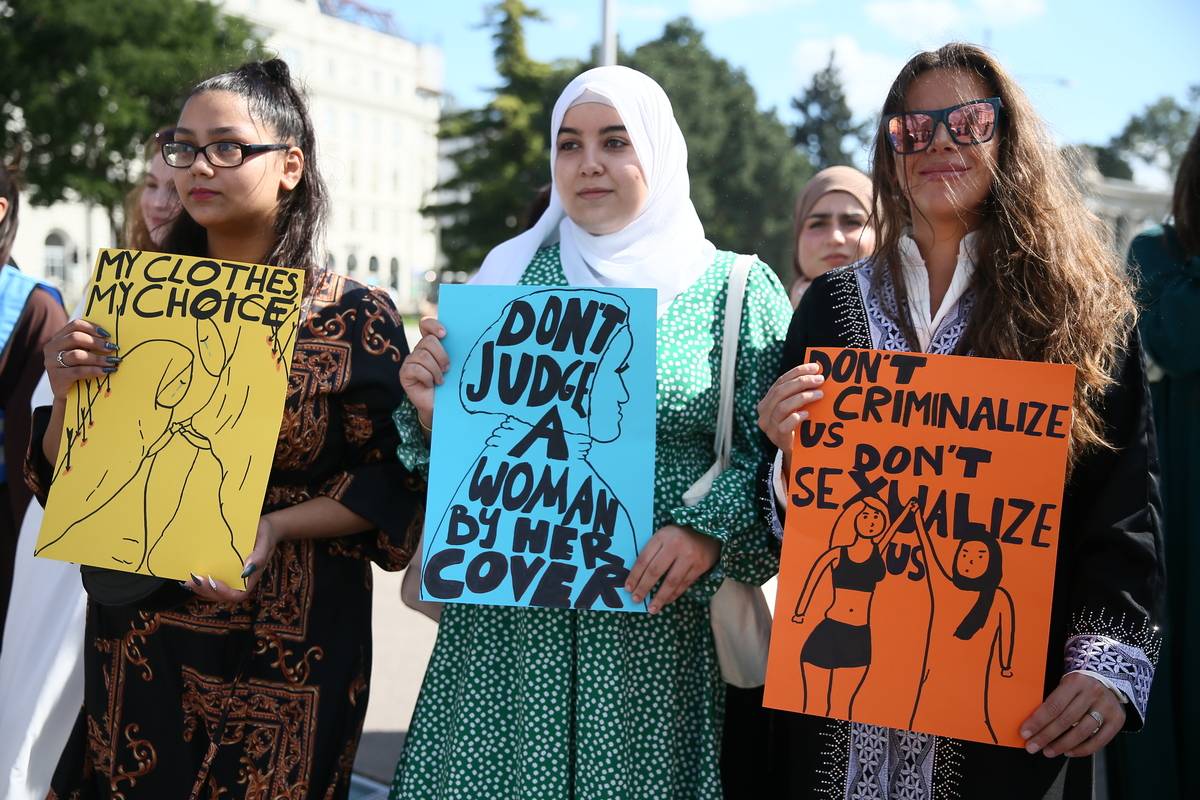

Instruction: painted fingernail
[1020,729,1031,739]
[812,390,824,399]
[648,605,659,614]
[1043,749,1056,758]
[191,573,202,587]
[105,342,120,350]
[95,326,111,338]
[103,367,117,373]
[207,575,218,589]
[1025,742,1040,754]
[178,580,193,590]
[240,562,257,579]
[106,356,122,364]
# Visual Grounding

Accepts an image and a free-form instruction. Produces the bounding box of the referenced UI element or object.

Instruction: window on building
[326,253,336,271]
[347,254,358,275]
[44,232,67,282]
[369,256,379,275]
[389,257,400,290]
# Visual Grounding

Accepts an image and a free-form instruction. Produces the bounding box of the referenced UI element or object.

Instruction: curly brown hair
[869,43,1136,469]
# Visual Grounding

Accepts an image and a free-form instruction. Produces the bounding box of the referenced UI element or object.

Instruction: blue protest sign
[421,285,657,612]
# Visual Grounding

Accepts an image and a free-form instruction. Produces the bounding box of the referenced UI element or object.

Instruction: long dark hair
[950,531,1003,640]
[0,165,19,267]
[1172,122,1200,258]
[870,43,1136,471]
[161,59,327,290]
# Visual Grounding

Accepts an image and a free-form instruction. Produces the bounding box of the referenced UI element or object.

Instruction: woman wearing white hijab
[390,66,792,799]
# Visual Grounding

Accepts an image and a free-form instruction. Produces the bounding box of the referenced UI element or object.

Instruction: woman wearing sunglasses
[755,43,1163,799]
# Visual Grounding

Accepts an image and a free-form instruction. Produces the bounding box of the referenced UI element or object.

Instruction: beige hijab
[792,165,874,280]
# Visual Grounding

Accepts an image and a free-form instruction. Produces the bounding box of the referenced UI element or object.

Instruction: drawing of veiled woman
[421,288,644,611]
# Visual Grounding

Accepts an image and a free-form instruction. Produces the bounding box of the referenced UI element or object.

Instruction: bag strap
[714,254,755,470]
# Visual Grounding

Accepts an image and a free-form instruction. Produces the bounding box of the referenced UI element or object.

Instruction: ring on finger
[56,350,70,368]
[1087,709,1104,727]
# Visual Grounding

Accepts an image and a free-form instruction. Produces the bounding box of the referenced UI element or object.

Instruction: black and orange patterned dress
[27,273,424,800]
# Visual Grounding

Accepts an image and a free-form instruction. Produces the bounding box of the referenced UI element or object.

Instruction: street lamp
[601,0,616,66]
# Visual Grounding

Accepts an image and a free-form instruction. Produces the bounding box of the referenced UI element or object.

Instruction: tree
[426,0,582,274]
[0,0,264,238]
[627,18,812,278]
[790,52,870,170]
[1076,144,1134,181]
[1109,86,1200,176]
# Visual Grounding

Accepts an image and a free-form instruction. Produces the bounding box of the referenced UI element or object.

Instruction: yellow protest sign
[34,249,304,587]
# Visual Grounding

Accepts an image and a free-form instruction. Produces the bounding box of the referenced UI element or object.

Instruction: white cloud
[688,0,809,23]
[792,35,904,122]
[864,0,1046,45]
[864,0,965,46]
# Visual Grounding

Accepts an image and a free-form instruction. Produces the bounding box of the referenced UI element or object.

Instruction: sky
[379,0,1199,184]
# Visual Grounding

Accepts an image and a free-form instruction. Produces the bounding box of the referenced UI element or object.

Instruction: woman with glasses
[27,59,424,799]
[755,43,1163,799]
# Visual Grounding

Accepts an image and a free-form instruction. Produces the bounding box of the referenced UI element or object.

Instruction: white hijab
[470,65,715,317]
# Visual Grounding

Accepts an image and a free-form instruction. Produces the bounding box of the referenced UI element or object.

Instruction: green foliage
[1077,144,1134,181]
[430,8,812,282]
[790,52,870,170]
[0,0,264,227]
[627,18,812,278]
[1110,86,1200,177]
[426,0,582,273]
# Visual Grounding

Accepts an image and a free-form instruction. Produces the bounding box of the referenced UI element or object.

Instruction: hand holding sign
[400,316,450,431]
[756,362,826,473]
[42,319,122,400]
[625,523,720,614]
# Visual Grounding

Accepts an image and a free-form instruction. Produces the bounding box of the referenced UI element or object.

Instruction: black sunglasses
[161,140,290,169]
[884,97,1003,155]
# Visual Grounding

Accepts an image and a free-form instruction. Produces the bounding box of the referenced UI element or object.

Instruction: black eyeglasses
[161,140,290,168]
[884,97,1003,154]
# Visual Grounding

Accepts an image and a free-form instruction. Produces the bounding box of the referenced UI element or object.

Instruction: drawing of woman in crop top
[791,496,919,718]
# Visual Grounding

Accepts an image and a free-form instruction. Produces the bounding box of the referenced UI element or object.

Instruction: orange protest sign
[764,347,1075,747]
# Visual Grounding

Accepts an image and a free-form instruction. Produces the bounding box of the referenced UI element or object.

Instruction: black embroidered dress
[27,274,425,800]
[762,261,1164,800]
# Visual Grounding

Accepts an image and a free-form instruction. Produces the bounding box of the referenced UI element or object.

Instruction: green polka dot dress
[390,246,792,799]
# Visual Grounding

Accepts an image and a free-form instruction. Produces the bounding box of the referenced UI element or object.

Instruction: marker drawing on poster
[765,347,1075,747]
[421,285,656,612]
[34,249,304,587]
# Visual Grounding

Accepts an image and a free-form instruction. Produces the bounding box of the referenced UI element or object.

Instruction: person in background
[1106,120,1200,800]
[788,165,877,306]
[123,128,181,249]
[28,59,424,798]
[0,164,67,648]
[756,43,1163,799]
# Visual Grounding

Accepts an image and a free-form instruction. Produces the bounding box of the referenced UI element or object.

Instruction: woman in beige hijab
[789,165,876,305]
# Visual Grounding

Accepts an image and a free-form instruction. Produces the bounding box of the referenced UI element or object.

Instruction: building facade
[10,0,443,313]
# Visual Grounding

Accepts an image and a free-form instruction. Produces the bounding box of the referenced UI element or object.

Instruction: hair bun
[258,58,292,86]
